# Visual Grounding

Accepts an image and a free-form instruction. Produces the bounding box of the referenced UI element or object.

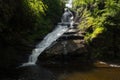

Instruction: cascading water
[29,25,69,63]
[22,25,69,66]
[21,0,73,67]
[66,0,73,8]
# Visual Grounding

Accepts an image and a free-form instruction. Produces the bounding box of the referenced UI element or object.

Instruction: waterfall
[22,25,69,66]
[65,0,73,8]
[21,0,73,67]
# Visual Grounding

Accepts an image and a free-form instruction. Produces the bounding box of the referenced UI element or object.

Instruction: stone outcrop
[42,29,88,57]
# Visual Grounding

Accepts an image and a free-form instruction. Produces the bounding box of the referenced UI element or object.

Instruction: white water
[21,0,73,67]
[22,25,69,66]
[66,0,73,8]
[99,61,120,68]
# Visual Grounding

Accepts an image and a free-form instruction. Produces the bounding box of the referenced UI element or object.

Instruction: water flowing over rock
[22,25,69,66]
[22,0,74,66]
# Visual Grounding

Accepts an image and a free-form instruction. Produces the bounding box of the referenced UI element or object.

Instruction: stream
[1,63,120,80]
[1,0,120,80]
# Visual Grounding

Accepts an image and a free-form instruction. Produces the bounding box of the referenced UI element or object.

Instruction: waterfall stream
[21,0,73,67]
[66,0,73,8]
[22,25,69,66]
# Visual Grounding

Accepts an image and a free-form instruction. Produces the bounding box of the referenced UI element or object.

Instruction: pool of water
[0,62,120,80]
[57,67,120,80]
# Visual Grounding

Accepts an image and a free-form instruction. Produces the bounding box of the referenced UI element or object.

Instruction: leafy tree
[73,0,120,60]
[0,0,64,45]
[0,0,64,67]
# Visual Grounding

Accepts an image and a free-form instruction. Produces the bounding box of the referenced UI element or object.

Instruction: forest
[0,0,120,80]
[73,0,120,61]
[0,0,64,68]
[0,0,120,69]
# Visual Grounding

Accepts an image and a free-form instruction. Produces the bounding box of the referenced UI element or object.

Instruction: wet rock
[44,39,87,56]
[38,29,88,61]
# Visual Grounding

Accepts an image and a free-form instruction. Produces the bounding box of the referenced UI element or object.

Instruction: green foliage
[42,0,64,23]
[73,0,120,41]
[73,0,120,60]
[0,0,64,67]
[0,0,63,45]
[28,0,47,14]
[73,0,95,7]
